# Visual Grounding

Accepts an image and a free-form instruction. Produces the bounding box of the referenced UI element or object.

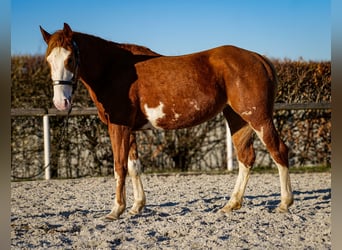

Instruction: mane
[47,29,161,60]
[72,31,161,58]
[116,43,161,57]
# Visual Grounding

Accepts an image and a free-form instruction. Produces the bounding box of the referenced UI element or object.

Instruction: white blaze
[47,47,74,111]
[47,47,74,81]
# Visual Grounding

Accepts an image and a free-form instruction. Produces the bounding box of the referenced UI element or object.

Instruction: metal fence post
[43,114,51,180]
[226,121,233,171]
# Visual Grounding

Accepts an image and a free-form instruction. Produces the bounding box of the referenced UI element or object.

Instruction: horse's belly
[141,98,225,130]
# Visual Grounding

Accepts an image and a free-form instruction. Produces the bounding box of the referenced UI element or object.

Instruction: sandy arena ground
[11,172,331,249]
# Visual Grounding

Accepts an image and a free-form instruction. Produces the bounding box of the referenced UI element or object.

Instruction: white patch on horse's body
[242,106,257,116]
[172,106,180,121]
[47,47,74,110]
[143,102,165,129]
[242,110,253,116]
[190,100,200,111]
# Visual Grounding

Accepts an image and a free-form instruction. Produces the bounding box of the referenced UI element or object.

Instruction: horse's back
[133,45,277,129]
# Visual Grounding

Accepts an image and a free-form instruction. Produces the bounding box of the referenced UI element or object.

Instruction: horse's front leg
[105,124,131,220]
[128,133,146,215]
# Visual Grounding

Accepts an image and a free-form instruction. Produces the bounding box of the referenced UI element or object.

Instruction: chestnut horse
[40,23,293,220]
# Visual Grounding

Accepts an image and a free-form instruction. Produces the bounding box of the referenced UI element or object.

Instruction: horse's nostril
[64,98,71,108]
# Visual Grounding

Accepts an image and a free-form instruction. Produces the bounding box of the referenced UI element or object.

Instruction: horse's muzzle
[53,97,72,111]
[53,82,73,111]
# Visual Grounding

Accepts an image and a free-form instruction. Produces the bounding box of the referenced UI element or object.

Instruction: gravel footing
[11,172,331,249]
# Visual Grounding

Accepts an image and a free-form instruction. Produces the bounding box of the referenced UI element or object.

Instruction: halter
[53,40,80,94]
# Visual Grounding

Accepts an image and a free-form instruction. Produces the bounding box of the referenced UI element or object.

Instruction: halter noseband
[53,40,80,94]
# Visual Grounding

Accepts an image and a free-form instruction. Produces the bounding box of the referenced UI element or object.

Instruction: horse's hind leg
[221,106,256,213]
[251,119,293,212]
[128,133,146,215]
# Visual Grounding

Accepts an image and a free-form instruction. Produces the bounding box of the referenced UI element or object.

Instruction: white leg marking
[275,162,293,212]
[144,102,165,129]
[253,126,265,146]
[128,158,146,214]
[128,158,143,176]
[106,174,126,220]
[253,125,293,212]
[221,161,251,213]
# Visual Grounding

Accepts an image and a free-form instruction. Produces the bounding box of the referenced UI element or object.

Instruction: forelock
[46,30,72,58]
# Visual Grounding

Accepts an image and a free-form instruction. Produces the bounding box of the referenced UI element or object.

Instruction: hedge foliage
[11,56,331,107]
[11,55,331,179]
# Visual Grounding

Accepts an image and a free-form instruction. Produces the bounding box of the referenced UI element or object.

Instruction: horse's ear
[40,26,51,43]
[63,23,73,37]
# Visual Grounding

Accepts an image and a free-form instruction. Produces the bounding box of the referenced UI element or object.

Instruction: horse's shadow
[138,188,331,217]
[20,188,330,222]
[137,195,225,218]
[15,208,94,221]
[244,188,331,211]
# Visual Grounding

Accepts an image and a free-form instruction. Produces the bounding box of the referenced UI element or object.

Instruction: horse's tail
[257,54,279,103]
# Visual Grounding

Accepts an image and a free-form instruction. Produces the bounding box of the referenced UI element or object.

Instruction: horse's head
[40,23,79,111]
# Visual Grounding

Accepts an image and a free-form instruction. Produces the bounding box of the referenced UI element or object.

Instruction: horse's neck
[73,33,161,89]
[73,33,133,85]
[74,32,132,60]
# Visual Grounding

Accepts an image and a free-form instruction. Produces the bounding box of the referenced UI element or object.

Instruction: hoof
[220,199,243,213]
[104,207,125,221]
[129,209,140,215]
[275,207,288,213]
[276,198,293,213]
[105,203,126,220]
[275,205,290,213]
[129,205,143,215]
[220,202,242,214]
[219,207,232,214]
[103,213,119,221]
[129,201,145,215]
[129,206,144,215]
